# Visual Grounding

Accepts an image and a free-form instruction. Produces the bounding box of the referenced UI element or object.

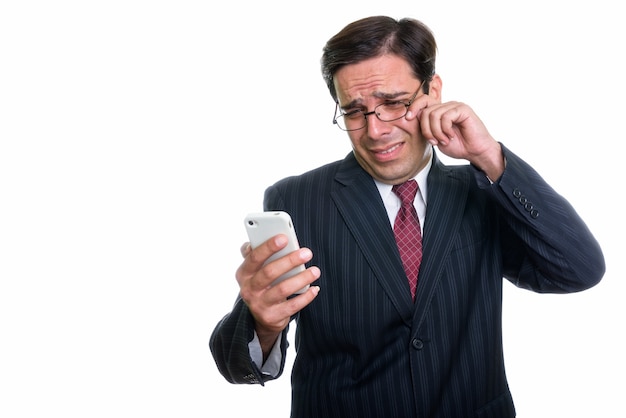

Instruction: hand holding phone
[244,211,309,295]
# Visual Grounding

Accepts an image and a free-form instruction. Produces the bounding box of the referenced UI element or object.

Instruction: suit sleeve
[209,296,289,385]
[476,144,605,293]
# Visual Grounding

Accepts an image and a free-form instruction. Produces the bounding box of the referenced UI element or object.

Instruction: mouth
[372,143,403,160]
[378,143,401,154]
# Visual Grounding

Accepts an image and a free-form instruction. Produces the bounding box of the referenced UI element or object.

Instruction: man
[210,16,605,417]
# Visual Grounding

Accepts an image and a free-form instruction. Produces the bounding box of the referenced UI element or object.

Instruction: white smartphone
[244,211,309,294]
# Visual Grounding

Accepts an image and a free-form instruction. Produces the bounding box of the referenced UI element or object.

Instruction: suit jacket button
[513,188,522,198]
[530,209,539,219]
[524,202,534,211]
[411,338,424,350]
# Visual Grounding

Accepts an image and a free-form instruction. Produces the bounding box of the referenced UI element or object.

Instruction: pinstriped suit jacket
[210,145,604,418]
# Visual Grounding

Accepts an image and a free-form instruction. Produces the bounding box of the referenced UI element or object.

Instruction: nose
[365,112,391,138]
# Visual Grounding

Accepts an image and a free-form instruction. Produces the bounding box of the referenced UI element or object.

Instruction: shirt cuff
[248,331,283,377]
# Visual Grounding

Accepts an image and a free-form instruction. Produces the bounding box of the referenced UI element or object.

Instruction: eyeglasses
[332,82,424,131]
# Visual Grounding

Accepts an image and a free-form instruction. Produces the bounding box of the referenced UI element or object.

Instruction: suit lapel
[331,153,415,322]
[413,154,469,324]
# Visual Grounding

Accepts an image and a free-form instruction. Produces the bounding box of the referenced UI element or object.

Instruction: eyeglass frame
[332,81,425,131]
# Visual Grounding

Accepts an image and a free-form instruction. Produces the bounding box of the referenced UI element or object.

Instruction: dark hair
[321,16,437,102]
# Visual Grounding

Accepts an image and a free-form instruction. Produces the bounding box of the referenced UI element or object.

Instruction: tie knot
[392,180,418,206]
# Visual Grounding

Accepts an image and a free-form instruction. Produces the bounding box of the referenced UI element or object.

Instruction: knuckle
[248,248,266,265]
[272,282,294,299]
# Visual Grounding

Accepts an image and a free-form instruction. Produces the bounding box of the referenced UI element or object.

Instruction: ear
[426,74,442,102]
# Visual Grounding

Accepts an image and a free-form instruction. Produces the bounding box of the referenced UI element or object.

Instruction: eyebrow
[340,90,411,110]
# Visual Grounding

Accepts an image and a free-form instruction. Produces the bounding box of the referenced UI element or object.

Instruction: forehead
[333,55,417,105]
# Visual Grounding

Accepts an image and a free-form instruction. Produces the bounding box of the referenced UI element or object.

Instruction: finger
[439,103,466,141]
[423,102,460,145]
[235,234,289,288]
[260,247,315,293]
[416,100,452,144]
[246,234,289,268]
[243,238,314,295]
[252,284,321,335]
[282,284,321,313]
[418,103,439,144]
[405,93,431,121]
[266,265,321,302]
[240,242,251,258]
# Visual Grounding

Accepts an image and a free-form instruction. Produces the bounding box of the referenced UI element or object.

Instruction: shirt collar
[374,147,433,205]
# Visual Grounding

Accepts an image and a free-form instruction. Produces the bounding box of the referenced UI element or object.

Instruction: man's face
[333,54,440,185]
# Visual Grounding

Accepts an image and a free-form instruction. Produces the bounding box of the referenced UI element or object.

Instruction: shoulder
[270,152,356,190]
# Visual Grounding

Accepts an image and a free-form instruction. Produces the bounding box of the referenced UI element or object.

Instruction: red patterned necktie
[392,180,422,301]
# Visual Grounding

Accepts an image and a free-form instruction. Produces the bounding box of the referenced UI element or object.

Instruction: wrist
[474,142,505,182]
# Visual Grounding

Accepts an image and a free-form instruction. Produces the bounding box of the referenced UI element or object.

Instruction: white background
[1,1,623,417]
